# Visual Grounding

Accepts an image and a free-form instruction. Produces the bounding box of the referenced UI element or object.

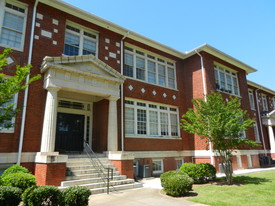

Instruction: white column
[107,97,118,151]
[268,123,275,153]
[40,87,60,153]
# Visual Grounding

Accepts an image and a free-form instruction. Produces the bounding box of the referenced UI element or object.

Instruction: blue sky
[63,0,275,91]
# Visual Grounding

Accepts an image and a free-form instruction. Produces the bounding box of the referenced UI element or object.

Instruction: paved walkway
[89,166,275,206]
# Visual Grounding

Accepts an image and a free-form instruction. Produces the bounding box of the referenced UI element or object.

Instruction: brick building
[0,0,274,186]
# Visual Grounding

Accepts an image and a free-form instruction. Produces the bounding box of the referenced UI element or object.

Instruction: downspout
[17,0,39,165]
[255,89,267,155]
[120,31,130,151]
[195,50,215,165]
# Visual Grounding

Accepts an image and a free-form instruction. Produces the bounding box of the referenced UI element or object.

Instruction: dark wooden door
[55,113,85,152]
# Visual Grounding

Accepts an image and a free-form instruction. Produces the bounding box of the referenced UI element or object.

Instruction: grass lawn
[187,170,275,206]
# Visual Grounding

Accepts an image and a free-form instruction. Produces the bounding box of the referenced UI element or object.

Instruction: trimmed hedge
[1,172,36,192]
[62,186,91,206]
[1,164,29,178]
[22,185,62,206]
[160,170,193,197]
[180,163,216,184]
[0,186,22,206]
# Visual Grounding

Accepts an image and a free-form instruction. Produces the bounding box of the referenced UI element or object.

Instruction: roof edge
[184,44,257,74]
[247,80,275,95]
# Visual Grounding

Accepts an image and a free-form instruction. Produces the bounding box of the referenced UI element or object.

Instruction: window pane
[0,28,22,48]
[83,38,96,55]
[64,44,79,56]
[149,111,158,135]
[226,74,232,93]
[158,64,166,86]
[148,60,156,84]
[170,113,178,136]
[0,12,24,48]
[124,53,134,77]
[219,71,225,90]
[3,12,24,32]
[136,57,145,80]
[137,109,146,134]
[232,77,239,95]
[125,108,134,135]
[168,67,175,89]
[65,32,79,47]
[0,95,15,131]
[160,112,168,135]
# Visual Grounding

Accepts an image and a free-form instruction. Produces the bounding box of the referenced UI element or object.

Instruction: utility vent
[58,100,84,110]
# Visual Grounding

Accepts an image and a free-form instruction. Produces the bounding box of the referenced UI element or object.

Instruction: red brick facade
[0,0,274,185]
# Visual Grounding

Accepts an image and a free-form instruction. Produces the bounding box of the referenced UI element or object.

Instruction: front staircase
[59,154,142,194]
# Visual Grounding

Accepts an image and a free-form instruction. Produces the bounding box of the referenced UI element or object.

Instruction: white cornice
[247,80,275,95]
[184,44,257,74]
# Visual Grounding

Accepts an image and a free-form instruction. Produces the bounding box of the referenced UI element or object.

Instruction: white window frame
[175,158,184,170]
[152,159,163,174]
[214,64,240,96]
[124,45,177,90]
[0,0,27,51]
[248,90,255,110]
[125,99,180,138]
[262,94,268,111]
[253,122,260,142]
[0,93,18,133]
[64,22,98,57]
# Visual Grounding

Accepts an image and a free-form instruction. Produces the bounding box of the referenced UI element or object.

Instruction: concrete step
[90,182,142,194]
[67,157,110,163]
[61,175,127,187]
[66,171,121,180]
[66,164,115,171]
[81,179,135,189]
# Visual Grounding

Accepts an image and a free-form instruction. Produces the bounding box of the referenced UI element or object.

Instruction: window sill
[0,44,23,52]
[125,76,179,91]
[216,89,242,98]
[126,135,181,140]
[0,130,14,133]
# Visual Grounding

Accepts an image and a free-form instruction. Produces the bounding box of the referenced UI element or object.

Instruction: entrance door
[55,113,85,152]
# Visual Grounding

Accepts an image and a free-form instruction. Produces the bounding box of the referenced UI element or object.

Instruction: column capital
[46,87,61,92]
[108,96,119,101]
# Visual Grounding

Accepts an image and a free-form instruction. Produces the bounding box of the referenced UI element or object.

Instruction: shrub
[1,172,36,192]
[180,163,216,184]
[0,186,22,206]
[62,186,91,206]
[1,164,29,178]
[160,170,193,197]
[22,185,62,206]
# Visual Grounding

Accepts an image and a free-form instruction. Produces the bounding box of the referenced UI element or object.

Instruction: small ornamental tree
[180,92,259,185]
[0,48,40,129]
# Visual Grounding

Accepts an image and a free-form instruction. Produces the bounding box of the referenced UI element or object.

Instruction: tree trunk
[218,151,233,185]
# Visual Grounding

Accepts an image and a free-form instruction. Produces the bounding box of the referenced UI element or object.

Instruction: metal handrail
[83,142,116,194]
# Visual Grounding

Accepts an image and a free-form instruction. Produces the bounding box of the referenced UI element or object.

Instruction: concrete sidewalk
[89,166,275,206]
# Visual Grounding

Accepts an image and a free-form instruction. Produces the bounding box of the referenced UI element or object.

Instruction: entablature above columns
[41,55,125,99]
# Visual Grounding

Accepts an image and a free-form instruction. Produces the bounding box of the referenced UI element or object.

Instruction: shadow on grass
[212,176,271,186]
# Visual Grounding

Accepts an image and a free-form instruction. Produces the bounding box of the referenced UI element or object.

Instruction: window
[0,94,17,133]
[125,99,179,137]
[214,65,239,96]
[175,159,184,170]
[124,46,176,89]
[273,97,275,110]
[262,94,268,111]
[0,1,27,50]
[64,24,98,56]
[152,159,163,174]
[248,90,255,110]
[253,122,260,142]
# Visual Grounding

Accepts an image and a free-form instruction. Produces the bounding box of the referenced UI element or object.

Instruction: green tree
[180,92,258,185]
[0,48,40,129]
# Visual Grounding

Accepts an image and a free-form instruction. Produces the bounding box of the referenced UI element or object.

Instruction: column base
[107,151,135,179]
[34,152,68,186]
[35,163,66,186]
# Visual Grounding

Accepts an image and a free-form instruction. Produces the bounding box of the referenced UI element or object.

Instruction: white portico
[262,110,275,155]
[36,55,125,163]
